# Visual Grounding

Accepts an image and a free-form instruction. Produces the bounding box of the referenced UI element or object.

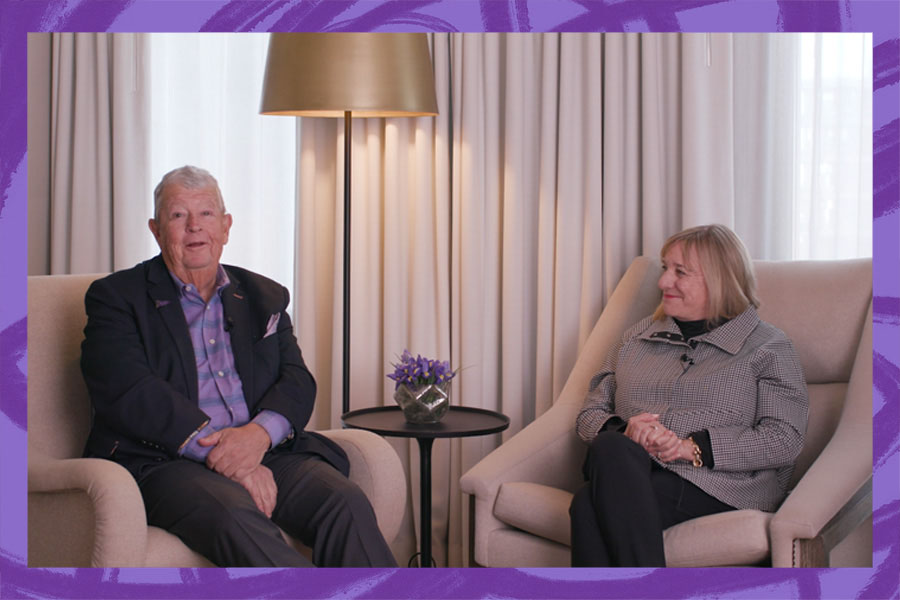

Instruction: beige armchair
[460,256,872,568]
[27,273,406,567]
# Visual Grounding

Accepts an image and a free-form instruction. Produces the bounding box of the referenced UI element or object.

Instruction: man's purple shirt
[172,267,292,462]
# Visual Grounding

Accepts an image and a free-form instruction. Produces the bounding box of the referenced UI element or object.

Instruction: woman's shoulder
[743,307,792,344]
[753,317,790,341]
[621,314,661,341]
[744,311,803,360]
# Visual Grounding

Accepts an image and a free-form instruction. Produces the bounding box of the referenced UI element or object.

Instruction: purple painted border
[1,1,897,598]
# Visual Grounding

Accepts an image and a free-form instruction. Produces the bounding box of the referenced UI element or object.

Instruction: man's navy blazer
[80,255,348,479]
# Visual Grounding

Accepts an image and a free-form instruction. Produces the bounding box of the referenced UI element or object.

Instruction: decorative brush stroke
[874,120,899,219]
[776,0,848,32]
[0,318,26,429]
[556,0,725,32]
[874,296,900,326]
[874,38,900,90]
[477,0,534,32]
[874,351,900,466]
[201,0,458,32]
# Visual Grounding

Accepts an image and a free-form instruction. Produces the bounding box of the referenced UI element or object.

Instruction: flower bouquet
[387,350,457,424]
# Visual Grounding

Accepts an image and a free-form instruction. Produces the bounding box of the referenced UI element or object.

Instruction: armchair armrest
[770,440,872,567]
[460,402,584,498]
[319,428,405,543]
[770,303,873,567]
[459,402,584,566]
[28,456,149,567]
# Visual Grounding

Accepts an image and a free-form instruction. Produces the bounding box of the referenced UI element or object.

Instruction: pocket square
[264,313,280,338]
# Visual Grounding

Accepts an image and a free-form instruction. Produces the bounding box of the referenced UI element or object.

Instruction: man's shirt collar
[168,265,231,300]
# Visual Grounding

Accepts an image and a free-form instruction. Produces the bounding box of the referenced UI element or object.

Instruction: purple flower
[387,349,457,389]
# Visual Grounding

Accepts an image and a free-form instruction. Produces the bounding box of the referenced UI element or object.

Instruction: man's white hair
[153,166,225,220]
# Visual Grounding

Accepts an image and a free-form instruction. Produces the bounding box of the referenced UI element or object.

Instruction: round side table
[342,405,509,567]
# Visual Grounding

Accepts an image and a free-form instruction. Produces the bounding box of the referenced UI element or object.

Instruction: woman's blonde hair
[652,224,759,323]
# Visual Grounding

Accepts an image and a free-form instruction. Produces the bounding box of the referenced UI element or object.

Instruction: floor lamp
[260,33,438,416]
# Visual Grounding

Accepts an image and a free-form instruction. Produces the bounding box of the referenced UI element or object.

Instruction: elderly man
[80,165,396,567]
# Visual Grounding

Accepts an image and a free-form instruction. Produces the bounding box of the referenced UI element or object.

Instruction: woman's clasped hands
[624,412,688,463]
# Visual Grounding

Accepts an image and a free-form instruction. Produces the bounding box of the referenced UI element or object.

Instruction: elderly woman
[570,224,809,567]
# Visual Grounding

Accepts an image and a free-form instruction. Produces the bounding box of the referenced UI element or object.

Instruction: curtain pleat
[732,34,796,258]
[48,33,150,274]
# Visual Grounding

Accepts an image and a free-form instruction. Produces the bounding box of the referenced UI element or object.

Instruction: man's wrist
[245,422,273,451]
[179,420,213,462]
[251,410,293,448]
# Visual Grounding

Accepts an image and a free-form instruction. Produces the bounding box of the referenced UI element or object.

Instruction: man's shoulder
[223,264,284,291]
[90,256,161,294]
[222,264,288,305]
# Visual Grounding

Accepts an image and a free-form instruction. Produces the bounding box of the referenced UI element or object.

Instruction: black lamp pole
[342,111,352,416]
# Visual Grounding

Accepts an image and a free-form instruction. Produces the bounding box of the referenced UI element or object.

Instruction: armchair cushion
[662,509,771,567]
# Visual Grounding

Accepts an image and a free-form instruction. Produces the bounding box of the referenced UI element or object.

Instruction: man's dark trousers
[138,452,397,567]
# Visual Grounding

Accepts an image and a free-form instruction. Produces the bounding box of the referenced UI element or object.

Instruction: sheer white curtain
[295,32,873,566]
[148,33,297,297]
[733,33,872,260]
[792,33,872,259]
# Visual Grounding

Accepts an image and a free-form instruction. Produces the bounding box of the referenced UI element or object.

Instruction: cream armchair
[460,256,872,568]
[27,273,406,567]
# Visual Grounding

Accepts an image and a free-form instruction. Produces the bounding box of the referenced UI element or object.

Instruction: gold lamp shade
[259,32,437,418]
[260,33,438,118]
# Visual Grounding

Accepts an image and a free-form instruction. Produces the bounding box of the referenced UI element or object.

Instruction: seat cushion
[663,509,772,567]
[494,481,773,567]
[487,528,571,567]
[144,525,313,567]
[145,527,213,567]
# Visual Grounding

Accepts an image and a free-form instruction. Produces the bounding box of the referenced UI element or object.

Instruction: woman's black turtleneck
[673,318,709,341]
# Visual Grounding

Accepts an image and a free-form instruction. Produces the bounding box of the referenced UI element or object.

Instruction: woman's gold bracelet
[687,436,703,468]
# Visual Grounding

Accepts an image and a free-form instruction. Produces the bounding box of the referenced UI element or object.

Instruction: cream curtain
[296,32,753,567]
[45,33,151,274]
[732,34,797,258]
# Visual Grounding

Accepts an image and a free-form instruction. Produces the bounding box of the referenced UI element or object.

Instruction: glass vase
[394,381,451,424]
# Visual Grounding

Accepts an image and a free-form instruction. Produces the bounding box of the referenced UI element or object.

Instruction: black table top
[341,405,510,440]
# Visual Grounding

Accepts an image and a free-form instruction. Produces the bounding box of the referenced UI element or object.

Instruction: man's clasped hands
[198,423,275,517]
